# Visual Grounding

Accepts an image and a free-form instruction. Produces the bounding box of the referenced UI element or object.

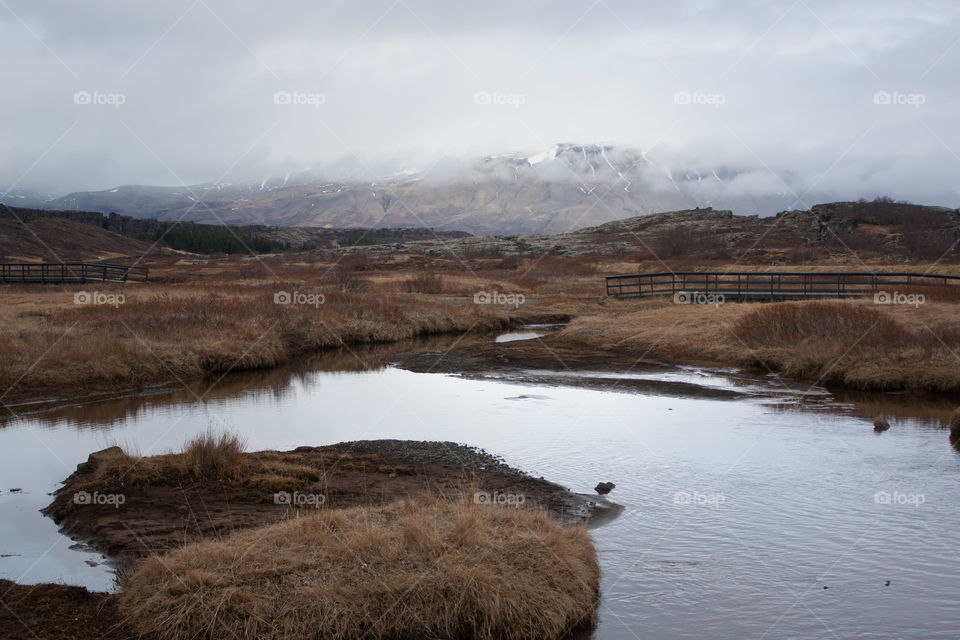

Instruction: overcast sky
[1,0,958,204]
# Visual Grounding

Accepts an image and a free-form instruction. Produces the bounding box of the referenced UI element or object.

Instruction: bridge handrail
[0,262,149,283]
[605,271,960,299]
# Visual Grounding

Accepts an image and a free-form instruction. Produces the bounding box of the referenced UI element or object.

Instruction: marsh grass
[180,431,247,482]
[118,495,599,640]
[733,301,908,350]
[0,284,507,398]
[560,297,960,392]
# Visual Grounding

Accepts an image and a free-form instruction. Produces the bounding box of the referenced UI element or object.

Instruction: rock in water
[873,417,890,432]
[950,408,960,438]
[594,482,615,495]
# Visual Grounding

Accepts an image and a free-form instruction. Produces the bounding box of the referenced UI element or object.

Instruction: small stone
[594,482,615,495]
[873,417,890,432]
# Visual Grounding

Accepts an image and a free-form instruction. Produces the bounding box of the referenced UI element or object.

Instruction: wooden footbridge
[605,271,960,301]
[0,262,148,284]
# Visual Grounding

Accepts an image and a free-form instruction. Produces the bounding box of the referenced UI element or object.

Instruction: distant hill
[0,205,469,262]
[346,200,960,263]
[0,206,155,262]
[2,199,956,263]
[41,144,841,235]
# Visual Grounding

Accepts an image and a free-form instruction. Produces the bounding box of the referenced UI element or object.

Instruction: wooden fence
[605,271,960,301]
[0,263,148,284]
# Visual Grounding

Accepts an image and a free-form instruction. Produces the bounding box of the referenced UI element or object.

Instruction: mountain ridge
[38,144,842,236]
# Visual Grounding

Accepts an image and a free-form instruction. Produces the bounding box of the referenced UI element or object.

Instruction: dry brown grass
[4,253,960,402]
[180,431,247,481]
[72,437,329,494]
[118,496,599,640]
[0,281,508,401]
[733,302,907,350]
[561,297,960,392]
[401,272,445,293]
[733,301,960,389]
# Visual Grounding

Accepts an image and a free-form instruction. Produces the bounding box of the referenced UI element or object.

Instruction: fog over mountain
[42,143,850,235]
[2,0,959,231]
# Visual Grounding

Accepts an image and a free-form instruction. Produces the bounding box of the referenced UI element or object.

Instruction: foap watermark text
[474,491,526,507]
[75,291,125,307]
[274,491,325,507]
[274,291,325,307]
[74,491,125,508]
[474,290,524,308]
[674,291,724,306]
[874,291,924,307]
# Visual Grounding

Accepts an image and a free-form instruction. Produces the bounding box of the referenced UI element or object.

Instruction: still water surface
[1,334,958,639]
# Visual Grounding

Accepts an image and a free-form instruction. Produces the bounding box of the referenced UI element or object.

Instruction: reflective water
[494,330,545,343]
[1,333,958,639]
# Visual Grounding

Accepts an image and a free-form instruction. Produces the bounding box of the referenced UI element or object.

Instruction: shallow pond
[1,332,958,639]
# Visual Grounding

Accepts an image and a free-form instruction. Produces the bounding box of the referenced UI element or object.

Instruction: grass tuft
[118,497,599,640]
[733,301,907,349]
[179,431,247,481]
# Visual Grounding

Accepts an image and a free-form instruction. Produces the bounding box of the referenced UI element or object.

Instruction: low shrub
[402,272,445,293]
[119,497,599,640]
[734,301,907,350]
[179,431,247,481]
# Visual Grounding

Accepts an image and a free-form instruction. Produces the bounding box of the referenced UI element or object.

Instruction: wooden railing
[0,263,148,284]
[605,271,960,300]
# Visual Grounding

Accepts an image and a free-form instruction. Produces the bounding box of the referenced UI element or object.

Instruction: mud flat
[388,335,751,400]
[7,439,618,639]
[44,439,615,561]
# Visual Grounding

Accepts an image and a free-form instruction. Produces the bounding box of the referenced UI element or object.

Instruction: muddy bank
[9,439,615,639]
[0,580,132,640]
[44,440,619,570]
[387,335,751,400]
[0,332,496,424]
[0,290,512,408]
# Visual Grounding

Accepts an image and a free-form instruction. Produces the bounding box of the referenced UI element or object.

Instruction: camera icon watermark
[673,90,725,108]
[73,491,125,508]
[873,90,925,108]
[473,90,525,109]
[474,290,525,308]
[274,290,325,307]
[273,90,326,108]
[874,490,925,507]
[673,291,724,306]
[874,290,924,307]
[274,491,325,508]
[73,90,126,108]
[74,291,125,308]
[473,491,526,507]
[673,491,726,508]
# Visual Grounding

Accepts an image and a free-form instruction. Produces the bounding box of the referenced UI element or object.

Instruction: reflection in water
[495,331,545,343]
[1,334,959,639]
[828,387,960,428]
[2,333,489,430]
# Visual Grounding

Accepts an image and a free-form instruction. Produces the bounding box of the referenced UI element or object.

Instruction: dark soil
[44,439,619,569]
[10,439,618,640]
[387,335,750,400]
[0,580,133,640]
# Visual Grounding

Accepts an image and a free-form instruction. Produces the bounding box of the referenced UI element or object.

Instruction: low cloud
[0,0,957,209]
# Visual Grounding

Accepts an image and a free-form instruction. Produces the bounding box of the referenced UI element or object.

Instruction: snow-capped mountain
[36,144,821,235]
